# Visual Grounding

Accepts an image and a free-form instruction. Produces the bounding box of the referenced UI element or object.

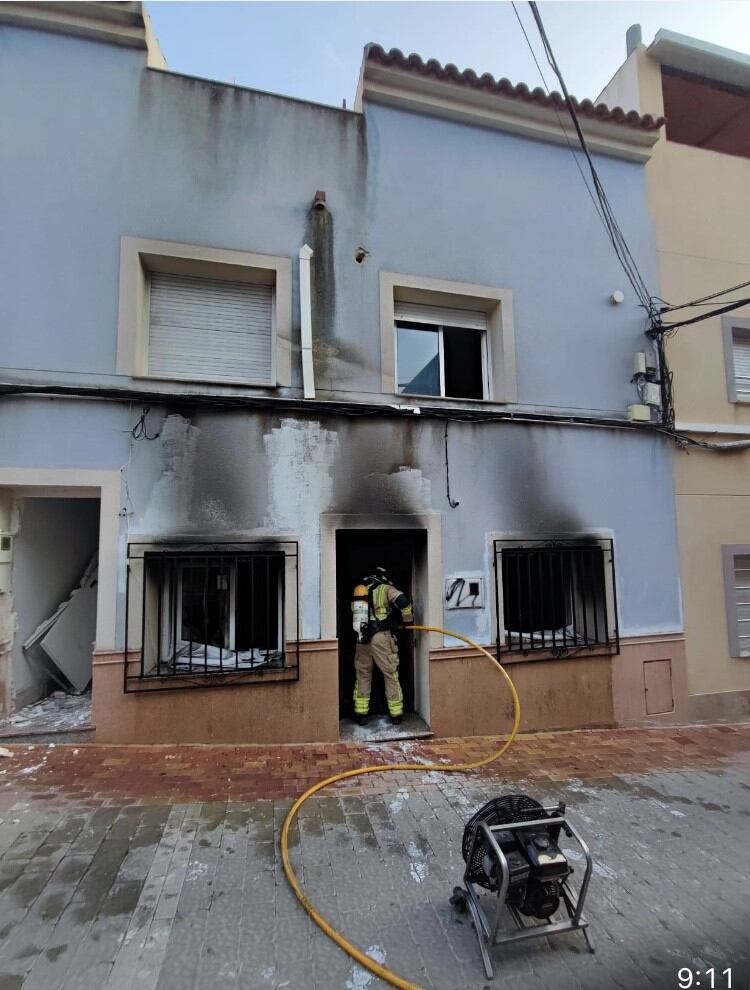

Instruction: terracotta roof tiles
[365,43,666,131]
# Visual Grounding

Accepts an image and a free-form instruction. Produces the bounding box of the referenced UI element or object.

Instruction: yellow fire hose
[280,625,522,990]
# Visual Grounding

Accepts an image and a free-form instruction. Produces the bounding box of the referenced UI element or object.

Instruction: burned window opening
[494,539,619,656]
[124,542,299,692]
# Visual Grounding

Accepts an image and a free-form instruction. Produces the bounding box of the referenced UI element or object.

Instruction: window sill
[124,658,299,693]
[429,643,618,665]
[133,371,277,390]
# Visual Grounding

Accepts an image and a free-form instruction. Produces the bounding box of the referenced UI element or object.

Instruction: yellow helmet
[352,584,369,600]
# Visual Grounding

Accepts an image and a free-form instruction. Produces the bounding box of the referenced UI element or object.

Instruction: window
[395,303,487,399]
[493,538,619,655]
[723,319,750,403]
[379,273,517,403]
[124,542,299,690]
[723,546,750,658]
[117,237,293,388]
[147,272,274,384]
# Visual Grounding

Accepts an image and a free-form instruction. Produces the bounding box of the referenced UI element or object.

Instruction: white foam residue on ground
[345,945,386,989]
[409,861,428,883]
[388,789,410,814]
[185,862,210,882]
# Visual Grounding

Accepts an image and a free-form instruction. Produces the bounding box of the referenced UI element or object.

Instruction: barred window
[125,543,299,691]
[494,539,619,655]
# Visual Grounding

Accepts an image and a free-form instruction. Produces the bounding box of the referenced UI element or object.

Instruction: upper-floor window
[396,302,487,400]
[117,237,292,389]
[148,272,274,385]
[723,318,750,403]
[380,272,517,404]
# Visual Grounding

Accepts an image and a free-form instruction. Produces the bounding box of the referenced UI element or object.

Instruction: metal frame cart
[451,803,595,980]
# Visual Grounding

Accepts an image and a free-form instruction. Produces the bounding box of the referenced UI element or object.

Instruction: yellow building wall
[644,74,750,716]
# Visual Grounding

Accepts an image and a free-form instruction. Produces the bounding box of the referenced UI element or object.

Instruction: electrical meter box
[445,573,484,609]
[643,383,662,407]
[0,532,12,594]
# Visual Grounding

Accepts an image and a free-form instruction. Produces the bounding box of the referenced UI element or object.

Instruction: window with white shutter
[394,301,488,400]
[147,272,274,385]
[732,330,750,402]
[723,546,750,658]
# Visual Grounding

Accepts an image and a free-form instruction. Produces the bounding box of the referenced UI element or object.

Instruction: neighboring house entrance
[335,529,418,721]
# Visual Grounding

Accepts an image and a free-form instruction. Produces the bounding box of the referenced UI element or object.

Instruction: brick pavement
[0,724,747,990]
[0,724,747,806]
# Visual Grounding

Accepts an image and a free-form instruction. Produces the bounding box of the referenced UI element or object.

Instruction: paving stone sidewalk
[0,725,748,990]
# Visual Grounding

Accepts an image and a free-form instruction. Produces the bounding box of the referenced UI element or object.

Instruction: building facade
[600,28,750,723]
[0,3,687,743]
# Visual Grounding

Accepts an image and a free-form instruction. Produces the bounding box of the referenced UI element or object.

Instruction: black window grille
[124,542,299,692]
[493,539,619,656]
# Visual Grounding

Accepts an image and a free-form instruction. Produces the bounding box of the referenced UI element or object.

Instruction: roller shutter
[148,272,274,384]
[734,554,750,657]
[394,301,487,331]
[733,334,750,400]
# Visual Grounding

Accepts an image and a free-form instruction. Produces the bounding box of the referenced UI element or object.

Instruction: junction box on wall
[445,573,485,609]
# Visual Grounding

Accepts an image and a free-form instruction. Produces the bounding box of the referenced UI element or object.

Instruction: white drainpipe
[299,243,315,400]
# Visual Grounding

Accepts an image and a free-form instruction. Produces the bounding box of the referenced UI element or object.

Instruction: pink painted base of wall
[429,651,614,737]
[611,635,688,726]
[91,634,688,744]
[92,641,339,744]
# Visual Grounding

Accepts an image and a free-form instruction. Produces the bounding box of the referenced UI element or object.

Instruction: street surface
[0,725,747,990]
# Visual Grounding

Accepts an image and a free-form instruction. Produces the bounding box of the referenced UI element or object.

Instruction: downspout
[299,243,315,399]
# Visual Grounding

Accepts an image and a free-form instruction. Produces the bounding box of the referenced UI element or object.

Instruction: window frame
[489,531,620,659]
[395,318,490,400]
[380,272,517,403]
[117,237,293,389]
[722,316,750,404]
[124,541,299,691]
[722,544,750,658]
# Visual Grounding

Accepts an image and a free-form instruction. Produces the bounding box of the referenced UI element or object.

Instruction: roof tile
[365,43,666,131]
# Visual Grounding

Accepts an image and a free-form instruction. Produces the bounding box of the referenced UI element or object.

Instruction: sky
[147,1,750,111]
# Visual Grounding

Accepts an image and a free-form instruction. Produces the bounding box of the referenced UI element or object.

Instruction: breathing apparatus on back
[351,584,370,643]
[351,567,391,644]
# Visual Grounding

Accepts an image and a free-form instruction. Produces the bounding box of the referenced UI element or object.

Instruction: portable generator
[450,794,594,979]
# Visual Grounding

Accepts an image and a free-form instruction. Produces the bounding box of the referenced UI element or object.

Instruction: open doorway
[4,496,99,736]
[336,528,430,739]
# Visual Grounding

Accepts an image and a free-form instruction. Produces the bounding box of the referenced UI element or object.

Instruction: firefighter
[351,566,414,725]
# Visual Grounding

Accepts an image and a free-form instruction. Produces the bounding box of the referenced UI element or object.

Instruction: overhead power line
[509,2,606,229]
[659,277,750,314]
[526,1,654,313]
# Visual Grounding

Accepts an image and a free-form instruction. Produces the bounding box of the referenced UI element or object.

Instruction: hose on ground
[280,625,522,990]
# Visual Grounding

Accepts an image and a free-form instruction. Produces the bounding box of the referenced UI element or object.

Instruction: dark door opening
[336,530,417,719]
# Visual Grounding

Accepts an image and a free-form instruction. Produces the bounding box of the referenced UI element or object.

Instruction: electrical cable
[659,277,750,313]
[130,406,160,441]
[510,2,606,229]
[444,421,460,508]
[527,2,654,313]
[658,296,750,333]
[280,624,521,990]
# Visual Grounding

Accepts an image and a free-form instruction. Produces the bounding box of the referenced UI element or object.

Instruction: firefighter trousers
[353,631,404,718]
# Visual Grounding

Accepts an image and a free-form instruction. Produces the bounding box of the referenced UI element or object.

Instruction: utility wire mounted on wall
[444,422,460,508]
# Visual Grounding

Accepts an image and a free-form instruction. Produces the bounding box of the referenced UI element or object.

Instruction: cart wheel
[450,887,468,913]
